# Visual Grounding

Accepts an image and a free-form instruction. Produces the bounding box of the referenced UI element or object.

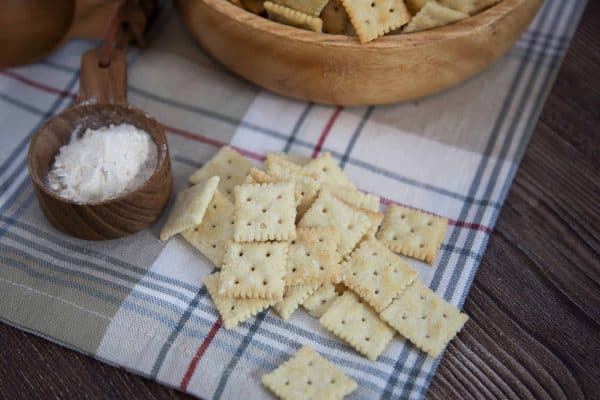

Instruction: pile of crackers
[161,146,468,399]
[230,0,502,43]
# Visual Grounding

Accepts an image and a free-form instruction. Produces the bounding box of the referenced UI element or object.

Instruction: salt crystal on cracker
[219,242,287,300]
[342,237,417,312]
[265,1,323,33]
[376,204,448,264]
[403,1,467,33]
[380,280,468,357]
[234,182,297,242]
[182,190,234,268]
[320,291,394,360]
[262,346,357,400]
[299,191,371,256]
[160,176,219,241]
[205,273,274,329]
[189,146,252,200]
[285,227,341,286]
[340,0,411,43]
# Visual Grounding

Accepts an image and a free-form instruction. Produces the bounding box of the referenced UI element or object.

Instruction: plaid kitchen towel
[0,0,587,398]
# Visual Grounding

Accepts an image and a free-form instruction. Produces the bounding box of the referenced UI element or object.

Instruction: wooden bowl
[27,49,173,240]
[175,0,542,105]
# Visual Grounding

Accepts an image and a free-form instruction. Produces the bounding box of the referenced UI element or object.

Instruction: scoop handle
[77,47,127,105]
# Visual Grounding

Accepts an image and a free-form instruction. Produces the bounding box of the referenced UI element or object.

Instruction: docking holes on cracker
[262,346,357,400]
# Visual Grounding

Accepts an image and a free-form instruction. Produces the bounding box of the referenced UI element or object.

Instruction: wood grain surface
[175,0,542,105]
[1,1,598,399]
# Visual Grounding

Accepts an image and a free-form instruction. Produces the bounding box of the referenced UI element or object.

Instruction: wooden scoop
[27,48,173,240]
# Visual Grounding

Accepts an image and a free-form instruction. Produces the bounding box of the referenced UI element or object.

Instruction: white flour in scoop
[48,123,158,203]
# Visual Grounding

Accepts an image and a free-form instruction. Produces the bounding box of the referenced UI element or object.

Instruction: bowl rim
[28,103,171,207]
[197,0,525,48]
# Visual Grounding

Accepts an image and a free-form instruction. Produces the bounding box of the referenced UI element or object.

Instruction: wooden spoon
[27,48,173,240]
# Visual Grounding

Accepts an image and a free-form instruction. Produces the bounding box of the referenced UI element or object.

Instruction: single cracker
[182,190,235,268]
[302,153,354,188]
[321,0,350,34]
[341,237,418,312]
[271,0,329,16]
[286,227,341,286]
[262,346,357,400]
[273,282,321,320]
[241,0,266,14]
[160,176,219,241]
[320,291,394,360]
[325,183,380,211]
[376,205,448,264]
[403,1,468,33]
[380,280,469,357]
[233,182,297,242]
[189,146,253,200]
[265,159,321,218]
[299,191,371,256]
[219,242,288,300]
[340,0,411,43]
[302,283,340,318]
[265,2,323,33]
[205,273,274,329]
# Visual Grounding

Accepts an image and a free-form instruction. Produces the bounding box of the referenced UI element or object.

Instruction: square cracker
[160,176,219,241]
[189,146,253,200]
[264,159,321,218]
[376,205,448,264]
[262,346,357,400]
[403,1,467,33]
[302,153,354,188]
[205,273,274,329]
[265,2,323,33]
[286,226,341,286]
[271,0,329,16]
[299,191,371,256]
[182,190,234,268]
[234,182,296,242]
[320,291,394,360]
[380,280,468,357]
[341,237,417,312]
[340,0,411,43]
[219,242,288,299]
[273,283,320,320]
[302,283,340,318]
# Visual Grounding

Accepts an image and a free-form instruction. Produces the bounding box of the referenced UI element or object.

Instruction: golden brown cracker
[376,205,448,264]
[340,0,411,43]
[219,242,288,300]
[265,1,324,32]
[380,280,468,357]
[262,346,357,400]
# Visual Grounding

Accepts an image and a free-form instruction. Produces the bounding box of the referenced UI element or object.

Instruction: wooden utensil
[0,0,156,69]
[27,48,173,240]
[175,0,542,105]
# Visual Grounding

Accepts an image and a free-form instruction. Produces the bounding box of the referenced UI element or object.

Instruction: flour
[48,123,158,203]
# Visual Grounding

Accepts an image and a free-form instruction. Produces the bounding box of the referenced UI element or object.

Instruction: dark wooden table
[1,3,598,399]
